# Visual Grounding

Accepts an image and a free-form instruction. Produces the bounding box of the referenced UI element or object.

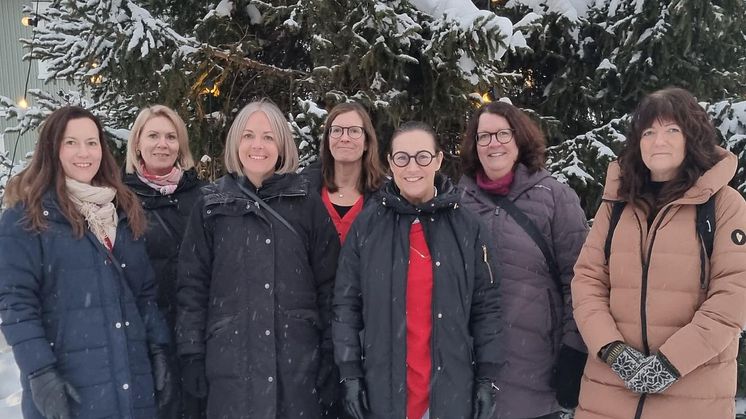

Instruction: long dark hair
[4,106,146,238]
[320,102,386,194]
[461,101,546,177]
[618,87,721,209]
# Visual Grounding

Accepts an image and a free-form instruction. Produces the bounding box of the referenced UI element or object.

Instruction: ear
[433,151,444,171]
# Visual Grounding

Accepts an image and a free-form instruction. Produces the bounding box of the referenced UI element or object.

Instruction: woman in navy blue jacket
[0,106,171,419]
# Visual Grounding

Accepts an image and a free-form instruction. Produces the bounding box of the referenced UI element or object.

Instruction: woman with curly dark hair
[572,87,746,419]
[459,101,589,419]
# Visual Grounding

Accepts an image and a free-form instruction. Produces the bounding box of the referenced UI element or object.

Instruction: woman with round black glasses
[333,121,501,419]
[458,102,588,419]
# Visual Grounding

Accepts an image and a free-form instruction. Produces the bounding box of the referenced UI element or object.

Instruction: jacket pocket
[206,315,236,340]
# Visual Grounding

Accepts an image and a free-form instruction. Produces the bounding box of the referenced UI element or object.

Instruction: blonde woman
[123,105,204,418]
[176,100,340,418]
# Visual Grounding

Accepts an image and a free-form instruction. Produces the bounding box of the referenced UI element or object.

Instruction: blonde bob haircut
[224,100,299,175]
[125,105,195,173]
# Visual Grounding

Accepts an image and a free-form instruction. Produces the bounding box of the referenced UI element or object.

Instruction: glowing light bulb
[18,98,29,109]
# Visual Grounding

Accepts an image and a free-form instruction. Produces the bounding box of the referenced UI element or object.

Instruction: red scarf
[476,169,514,196]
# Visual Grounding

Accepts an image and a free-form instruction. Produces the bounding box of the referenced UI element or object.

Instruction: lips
[72,163,93,168]
[403,176,423,182]
[248,155,267,160]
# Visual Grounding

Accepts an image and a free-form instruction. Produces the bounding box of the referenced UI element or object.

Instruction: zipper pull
[482,244,495,284]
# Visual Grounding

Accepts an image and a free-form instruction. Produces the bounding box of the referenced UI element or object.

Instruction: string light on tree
[18,97,29,109]
[21,16,37,26]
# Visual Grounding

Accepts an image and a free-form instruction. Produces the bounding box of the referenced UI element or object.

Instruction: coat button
[437,313,443,319]
[125,321,130,327]
[120,263,126,268]
[265,330,271,336]
[435,261,441,267]
[122,383,129,390]
[43,210,49,216]
[115,322,122,328]
[206,209,212,214]
[267,376,274,383]
[265,238,271,244]
[264,283,270,289]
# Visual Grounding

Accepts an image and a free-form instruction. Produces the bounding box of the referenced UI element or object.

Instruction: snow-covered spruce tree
[2,0,515,173]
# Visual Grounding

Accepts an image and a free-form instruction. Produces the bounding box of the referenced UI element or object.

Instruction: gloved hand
[315,352,339,409]
[180,356,208,398]
[623,352,680,394]
[551,345,587,409]
[600,341,646,382]
[149,345,173,408]
[341,377,369,419]
[472,378,497,419]
[29,366,81,419]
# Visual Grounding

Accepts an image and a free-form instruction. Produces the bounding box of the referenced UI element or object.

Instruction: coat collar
[602,147,737,205]
[459,163,552,206]
[214,172,309,201]
[378,173,460,215]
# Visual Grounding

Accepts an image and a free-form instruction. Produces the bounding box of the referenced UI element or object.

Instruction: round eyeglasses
[329,125,364,139]
[476,129,515,146]
[389,150,437,168]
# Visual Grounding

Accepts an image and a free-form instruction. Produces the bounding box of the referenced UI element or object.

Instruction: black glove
[181,356,208,398]
[623,352,680,394]
[29,366,81,419]
[315,352,339,409]
[150,345,173,408]
[341,377,369,419]
[551,345,587,409]
[472,378,497,419]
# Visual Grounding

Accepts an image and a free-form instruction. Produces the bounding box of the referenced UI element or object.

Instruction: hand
[341,377,369,419]
[180,356,208,398]
[472,378,497,419]
[149,345,173,408]
[315,352,339,408]
[601,341,646,382]
[551,345,587,409]
[623,353,680,394]
[29,366,81,419]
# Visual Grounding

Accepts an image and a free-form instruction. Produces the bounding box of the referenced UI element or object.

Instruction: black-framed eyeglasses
[329,125,364,139]
[476,129,515,146]
[389,150,438,168]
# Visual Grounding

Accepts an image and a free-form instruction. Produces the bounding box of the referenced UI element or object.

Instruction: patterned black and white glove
[623,353,680,394]
[600,341,647,381]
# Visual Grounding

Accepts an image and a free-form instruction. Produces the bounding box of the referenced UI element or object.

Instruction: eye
[666,127,681,134]
[242,132,253,140]
[87,140,99,146]
[642,130,654,137]
[64,139,76,146]
[263,135,274,142]
[167,134,178,141]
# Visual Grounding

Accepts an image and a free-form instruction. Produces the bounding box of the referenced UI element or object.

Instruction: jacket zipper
[482,244,494,284]
[634,206,672,419]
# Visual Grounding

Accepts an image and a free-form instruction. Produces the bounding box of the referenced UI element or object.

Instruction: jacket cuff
[338,361,364,379]
[476,362,500,381]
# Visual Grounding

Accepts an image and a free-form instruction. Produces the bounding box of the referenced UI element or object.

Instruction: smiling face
[138,115,180,175]
[238,111,279,187]
[58,117,102,184]
[640,119,686,181]
[329,111,366,164]
[476,112,519,180]
[388,129,443,205]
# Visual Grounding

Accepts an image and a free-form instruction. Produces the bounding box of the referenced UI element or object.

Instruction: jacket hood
[602,147,737,204]
[378,173,459,215]
[459,163,553,206]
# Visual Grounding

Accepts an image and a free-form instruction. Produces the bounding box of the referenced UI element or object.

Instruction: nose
[77,143,91,157]
[156,135,168,147]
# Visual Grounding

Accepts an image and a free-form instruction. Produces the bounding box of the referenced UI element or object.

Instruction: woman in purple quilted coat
[458,101,589,419]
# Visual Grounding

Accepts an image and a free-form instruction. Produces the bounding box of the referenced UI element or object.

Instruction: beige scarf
[65,178,118,248]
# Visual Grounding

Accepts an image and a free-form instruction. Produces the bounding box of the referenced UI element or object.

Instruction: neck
[245,172,269,189]
[334,160,362,191]
[484,167,512,181]
[145,165,173,176]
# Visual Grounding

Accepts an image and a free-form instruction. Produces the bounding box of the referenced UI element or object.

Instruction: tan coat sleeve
[571,201,625,358]
[658,187,746,376]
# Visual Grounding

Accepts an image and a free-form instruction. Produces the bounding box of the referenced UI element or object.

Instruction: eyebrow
[63,136,98,141]
[146,129,176,134]
[242,129,274,134]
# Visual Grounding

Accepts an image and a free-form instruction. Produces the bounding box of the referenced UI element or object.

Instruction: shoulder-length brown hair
[320,102,386,194]
[461,101,546,177]
[4,106,146,238]
[618,87,721,209]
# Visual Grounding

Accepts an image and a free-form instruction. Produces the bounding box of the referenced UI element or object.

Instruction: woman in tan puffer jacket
[572,87,746,419]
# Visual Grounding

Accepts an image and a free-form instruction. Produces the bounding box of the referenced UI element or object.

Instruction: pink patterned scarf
[136,162,183,195]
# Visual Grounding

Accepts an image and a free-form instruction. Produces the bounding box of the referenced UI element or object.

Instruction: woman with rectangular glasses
[458,101,589,419]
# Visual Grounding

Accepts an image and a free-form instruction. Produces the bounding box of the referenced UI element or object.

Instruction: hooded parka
[572,150,746,419]
[332,174,502,419]
[0,193,170,419]
[176,172,340,419]
[123,168,203,327]
[459,164,588,419]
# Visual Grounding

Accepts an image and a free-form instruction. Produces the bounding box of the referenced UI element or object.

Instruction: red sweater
[321,187,364,244]
[406,221,432,419]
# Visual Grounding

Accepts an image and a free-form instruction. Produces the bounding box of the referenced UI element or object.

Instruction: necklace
[410,245,429,259]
